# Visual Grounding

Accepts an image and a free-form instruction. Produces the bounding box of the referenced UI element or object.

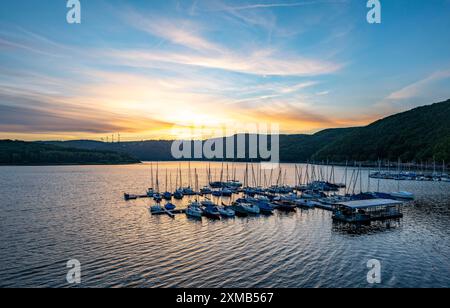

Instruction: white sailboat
[391,159,414,200]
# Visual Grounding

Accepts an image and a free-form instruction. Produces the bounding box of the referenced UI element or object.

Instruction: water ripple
[0,163,449,288]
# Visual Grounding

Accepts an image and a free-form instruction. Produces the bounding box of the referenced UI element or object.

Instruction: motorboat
[146,188,155,197]
[221,188,233,197]
[153,193,162,202]
[390,191,415,200]
[186,201,203,218]
[164,202,176,211]
[218,206,235,218]
[202,205,221,219]
[162,191,172,200]
[294,199,317,208]
[273,200,297,212]
[256,202,274,214]
[201,199,215,207]
[200,186,212,195]
[173,189,184,200]
[149,204,164,214]
[182,187,196,196]
[232,202,260,215]
[212,190,222,197]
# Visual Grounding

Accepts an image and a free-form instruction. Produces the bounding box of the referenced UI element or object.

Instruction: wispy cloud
[124,10,223,53]
[0,37,64,58]
[371,69,450,117]
[119,9,342,76]
[386,70,450,100]
[315,90,329,96]
[0,77,176,136]
[107,48,341,76]
[223,0,345,11]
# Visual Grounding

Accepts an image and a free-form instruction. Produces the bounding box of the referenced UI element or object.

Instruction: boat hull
[186,208,202,219]
[203,212,221,219]
[150,205,164,214]
[218,208,236,218]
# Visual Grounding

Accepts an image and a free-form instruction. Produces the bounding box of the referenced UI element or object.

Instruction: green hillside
[279,128,357,162]
[312,99,450,162]
[0,140,141,165]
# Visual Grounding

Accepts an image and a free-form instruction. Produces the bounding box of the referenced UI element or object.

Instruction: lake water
[0,162,449,288]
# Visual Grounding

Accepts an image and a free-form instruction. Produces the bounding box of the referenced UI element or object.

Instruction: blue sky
[0,0,449,140]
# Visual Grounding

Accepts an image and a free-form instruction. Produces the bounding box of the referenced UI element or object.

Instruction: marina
[124,162,426,223]
[369,160,449,182]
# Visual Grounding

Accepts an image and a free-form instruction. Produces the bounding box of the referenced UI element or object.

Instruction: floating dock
[151,208,186,218]
[315,203,334,211]
[332,199,404,223]
[124,193,149,200]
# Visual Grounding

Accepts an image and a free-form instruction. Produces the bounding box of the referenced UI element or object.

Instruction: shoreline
[1,160,447,171]
[0,162,142,167]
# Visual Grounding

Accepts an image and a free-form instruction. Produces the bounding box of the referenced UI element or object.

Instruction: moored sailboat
[186,200,203,219]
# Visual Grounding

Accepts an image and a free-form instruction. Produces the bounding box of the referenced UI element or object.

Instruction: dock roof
[338,199,403,209]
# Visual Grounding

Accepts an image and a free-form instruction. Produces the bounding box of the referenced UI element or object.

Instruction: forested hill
[0,140,140,165]
[42,99,450,163]
[311,99,450,162]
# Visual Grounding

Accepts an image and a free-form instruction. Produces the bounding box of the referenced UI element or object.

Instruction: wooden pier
[151,208,186,218]
[124,193,150,201]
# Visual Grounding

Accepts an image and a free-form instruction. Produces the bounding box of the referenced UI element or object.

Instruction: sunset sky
[1,0,450,141]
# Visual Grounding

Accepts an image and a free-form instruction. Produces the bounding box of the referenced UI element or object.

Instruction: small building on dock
[332,199,404,223]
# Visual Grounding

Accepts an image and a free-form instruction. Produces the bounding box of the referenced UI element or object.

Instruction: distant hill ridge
[0,140,140,165]
[42,99,450,163]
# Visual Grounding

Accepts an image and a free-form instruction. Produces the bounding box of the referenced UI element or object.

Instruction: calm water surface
[0,162,449,288]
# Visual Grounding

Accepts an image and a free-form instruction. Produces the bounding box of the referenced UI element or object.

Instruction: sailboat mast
[251,164,256,187]
[179,164,183,188]
[294,165,298,187]
[299,165,303,186]
[150,162,154,189]
[226,164,229,182]
[377,160,381,193]
[188,161,192,188]
[156,163,159,193]
[194,168,198,192]
[259,164,262,187]
[345,160,348,191]
[165,169,168,192]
